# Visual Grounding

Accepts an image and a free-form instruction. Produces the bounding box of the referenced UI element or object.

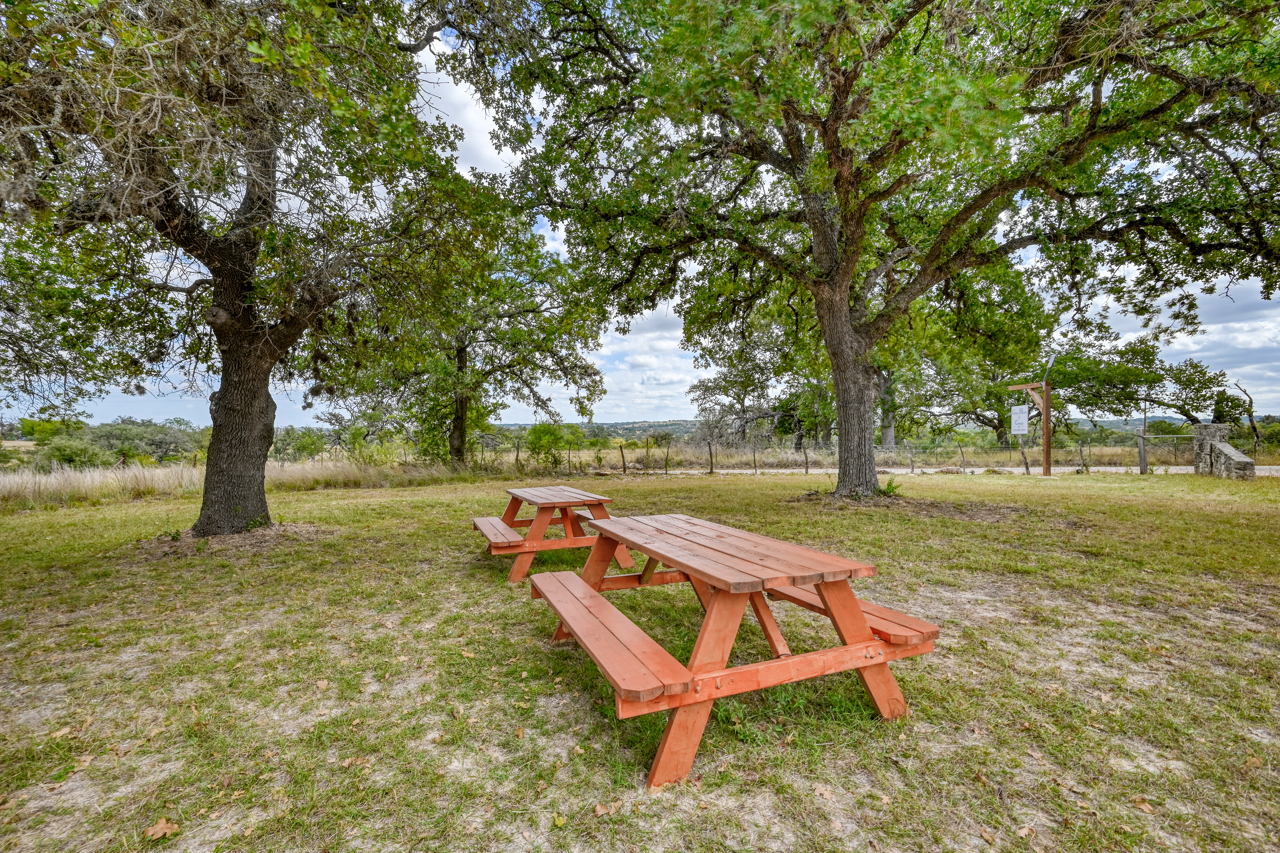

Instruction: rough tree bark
[876,369,897,449]
[194,342,277,535]
[448,343,469,462]
[813,286,880,497]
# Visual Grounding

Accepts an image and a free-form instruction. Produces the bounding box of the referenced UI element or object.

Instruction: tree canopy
[1,0,465,532]
[438,0,1280,495]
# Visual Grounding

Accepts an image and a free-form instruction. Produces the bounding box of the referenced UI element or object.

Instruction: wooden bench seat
[472,516,524,548]
[766,585,940,645]
[530,571,694,702]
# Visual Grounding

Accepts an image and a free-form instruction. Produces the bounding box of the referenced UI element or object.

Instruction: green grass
[1,473,1277,851]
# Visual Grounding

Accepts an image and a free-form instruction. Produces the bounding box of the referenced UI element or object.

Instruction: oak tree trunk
[449,395,468,462]
[448,344,468,462]
[813,287,880,497]
[193,349,277,536]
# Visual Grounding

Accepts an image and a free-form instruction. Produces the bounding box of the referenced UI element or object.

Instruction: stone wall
[1194,423,1256,480]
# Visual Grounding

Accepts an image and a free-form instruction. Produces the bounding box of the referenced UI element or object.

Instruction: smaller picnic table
[472,486,635,583]
[529,514,938,788]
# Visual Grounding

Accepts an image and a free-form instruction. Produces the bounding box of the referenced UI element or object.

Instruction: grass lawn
[1,473,1277,852]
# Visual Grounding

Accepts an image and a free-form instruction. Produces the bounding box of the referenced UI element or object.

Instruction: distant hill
[500,419,700,439]
[1072,416,1188,432]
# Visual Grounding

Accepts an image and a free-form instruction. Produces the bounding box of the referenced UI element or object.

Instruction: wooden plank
[559,574,694,696]
[640,515,827,587]
[506,486,573,507]
[597,570,690,591]
[765,585,828,615]
[558,486,612,503]
[766,586,938,645]
[530,572,667,702]
[487,535,597,555]
[674,516,876,580]
[506,486,612,508]
[472,516,525,547]
[858,601,940,642]
[1007,382,1044,391]
[584,518,767,593]
[616,638,933,718]
[638,556,660,585]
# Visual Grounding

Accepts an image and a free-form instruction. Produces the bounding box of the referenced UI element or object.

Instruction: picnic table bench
[473,486,634,583]
[530,514,938,789]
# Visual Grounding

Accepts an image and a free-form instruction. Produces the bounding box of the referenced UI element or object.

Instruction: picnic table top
[505,485,614,508]
[584,514,876,594]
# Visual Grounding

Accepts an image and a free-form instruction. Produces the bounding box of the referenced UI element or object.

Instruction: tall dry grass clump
[0,463,205,510]
[0,460,490,511]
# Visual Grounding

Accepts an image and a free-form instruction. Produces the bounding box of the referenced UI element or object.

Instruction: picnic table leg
[816,581,908,720]
[551,535,620,642]
[647,589,748,790]
[587,504,635,568]
[749,592,791,658]
[500,496,523,527]
[564,509,588,538]
[507,506,554,583]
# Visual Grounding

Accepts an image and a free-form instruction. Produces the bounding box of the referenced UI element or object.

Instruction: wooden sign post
[1008,381,1052,476]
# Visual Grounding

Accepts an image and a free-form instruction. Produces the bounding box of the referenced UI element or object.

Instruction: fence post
[707,441,714,475]
[801,436,809,475]
[619,446,627,475]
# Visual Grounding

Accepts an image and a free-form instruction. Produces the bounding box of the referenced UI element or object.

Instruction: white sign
[1011,405,1029,435]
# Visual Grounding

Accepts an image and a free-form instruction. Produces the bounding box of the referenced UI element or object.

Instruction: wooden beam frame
[616,637,933,718]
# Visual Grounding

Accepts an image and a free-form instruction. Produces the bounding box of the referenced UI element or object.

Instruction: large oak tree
[1,0,459,533]
[439,0,1280,496]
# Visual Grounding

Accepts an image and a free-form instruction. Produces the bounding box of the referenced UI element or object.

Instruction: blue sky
[84,58,1280,427]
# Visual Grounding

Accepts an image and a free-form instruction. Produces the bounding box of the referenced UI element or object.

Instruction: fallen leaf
[48,727,72,739]
[209,811,222,819]
[980,827,996,844]
[461,651,475,659]
[814,784,835,801]
[1017,825,1037,838]
[1244,756,1264,771]
[830,819,842,830]
[572,745,585,755]
[609,800,622,814]
[0,801,15,811]
[553,814,566,827]
[869,841,881,851]
[522,831,531,840]
[537,781,548,792]
[143,817,180,840]
[880,795,892,805]
[1133,796,1156,814]
[698,802,710,810]
[75,754,95,771]
[383,621,395,629]
[148,727,166,739]
[397,656,408,662]
[975,772,991,786]
[514,728,526,739]
[315,680,330,691]
[594,803,609,817]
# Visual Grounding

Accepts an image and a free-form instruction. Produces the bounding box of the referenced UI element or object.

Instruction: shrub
[42,437,115,469]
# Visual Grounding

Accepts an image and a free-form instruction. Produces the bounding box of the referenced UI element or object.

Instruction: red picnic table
[530,513,938,789]
[472,486,635,583]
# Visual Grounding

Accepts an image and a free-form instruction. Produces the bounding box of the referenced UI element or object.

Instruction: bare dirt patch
[128,522,336,563]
